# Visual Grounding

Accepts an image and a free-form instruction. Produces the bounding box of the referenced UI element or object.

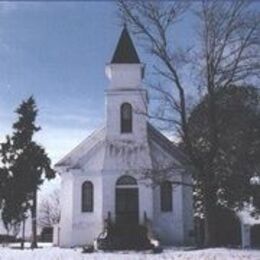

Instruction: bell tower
[105,27,148,142]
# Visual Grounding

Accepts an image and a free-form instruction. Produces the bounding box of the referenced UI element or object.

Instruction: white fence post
[241,224,251,249]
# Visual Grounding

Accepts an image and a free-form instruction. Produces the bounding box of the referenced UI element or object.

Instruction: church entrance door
[115,175,139,226]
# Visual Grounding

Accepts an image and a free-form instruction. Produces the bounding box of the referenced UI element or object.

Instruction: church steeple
[105,26,147,141]
[111,27,140,64]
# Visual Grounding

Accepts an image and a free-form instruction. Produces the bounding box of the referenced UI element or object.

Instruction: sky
[0,2,121,163]
[1,1,259,194]
[0,1,127,193]
[0,1,195,165]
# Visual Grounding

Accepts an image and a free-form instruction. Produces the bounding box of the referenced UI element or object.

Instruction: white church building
[55,27,194,248]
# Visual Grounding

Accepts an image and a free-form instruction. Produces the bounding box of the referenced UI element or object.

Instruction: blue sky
[0,2,122,164]
[1,2,259,194]
[0,1,197,166]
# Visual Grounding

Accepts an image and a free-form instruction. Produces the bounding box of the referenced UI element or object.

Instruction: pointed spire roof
[111,27,140,64]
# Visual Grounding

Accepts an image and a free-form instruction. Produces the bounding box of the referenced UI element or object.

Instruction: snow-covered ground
[0,244,260,260]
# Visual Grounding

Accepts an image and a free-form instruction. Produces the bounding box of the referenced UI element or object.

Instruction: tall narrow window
[82,181,93,212]
[121,103,132,133]
[160,181,172,212]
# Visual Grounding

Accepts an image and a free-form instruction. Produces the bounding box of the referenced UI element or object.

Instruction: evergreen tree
[0,97,55,248]
[188,85,260,215]
[0,133,28,240]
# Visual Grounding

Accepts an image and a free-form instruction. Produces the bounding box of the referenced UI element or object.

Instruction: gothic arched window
[82,181,93,212]
[160,181,172,212]
[121,103,132,133]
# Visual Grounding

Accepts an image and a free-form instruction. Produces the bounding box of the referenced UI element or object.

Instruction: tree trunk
[31,188,38,249]
[21,218,26,249]
[203,173,217,247]
[204,205,217,247]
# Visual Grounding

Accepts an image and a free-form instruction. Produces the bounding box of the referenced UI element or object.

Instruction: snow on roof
[54,123,189,173]
[54,126,105,170]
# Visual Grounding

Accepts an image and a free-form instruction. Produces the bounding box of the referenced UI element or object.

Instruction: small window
[121,103,132,133]
[160,181,172,212]
[82,181,93,212]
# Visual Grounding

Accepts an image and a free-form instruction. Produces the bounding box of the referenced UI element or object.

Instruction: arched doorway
[115,175,139,226]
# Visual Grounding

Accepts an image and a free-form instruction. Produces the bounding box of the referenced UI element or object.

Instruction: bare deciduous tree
[38,189,60,228]
[195,0,260,246]
[117,0,260,246]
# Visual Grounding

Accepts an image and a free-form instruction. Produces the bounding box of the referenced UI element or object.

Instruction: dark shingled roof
[111,27,140,64]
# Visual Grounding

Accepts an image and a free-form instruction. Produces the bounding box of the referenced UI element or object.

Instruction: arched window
[121,103,132,133]
[82,181,93,212]
[116,175,137,186]
[160,181,172,212]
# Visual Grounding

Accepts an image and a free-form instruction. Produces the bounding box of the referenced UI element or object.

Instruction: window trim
[81,181,94,213]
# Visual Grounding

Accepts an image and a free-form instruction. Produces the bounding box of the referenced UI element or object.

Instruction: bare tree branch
[117,0,260,246]
[38,189,60,228]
